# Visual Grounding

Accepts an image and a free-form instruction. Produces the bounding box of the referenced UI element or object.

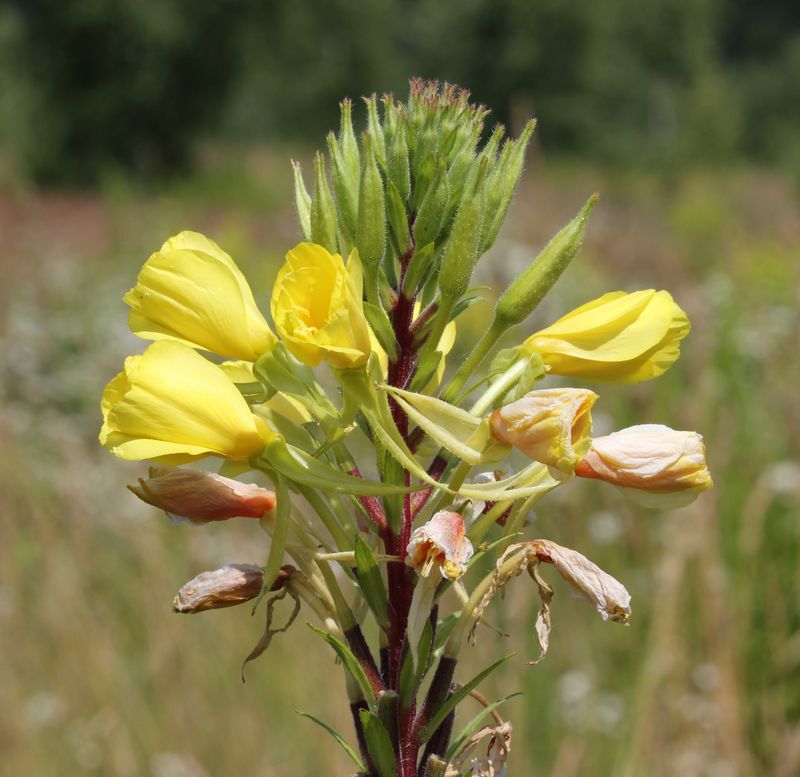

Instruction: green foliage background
[2,0,800,183]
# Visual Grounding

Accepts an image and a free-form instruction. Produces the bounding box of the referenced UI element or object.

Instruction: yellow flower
[271,242,372,370]
[99,340,273,463]
[490,388,598,471]
[523,290,690,382]
[124,231,276,360]
[575,423,712,507]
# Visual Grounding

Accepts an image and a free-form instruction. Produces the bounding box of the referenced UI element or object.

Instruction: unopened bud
[356,134,386,268]
[128,466,277,525]
[437,160,487,301]
[310,152,339,254]
[387,111,410,201]
[412,158,449,247]
[291,160,312,240]
[494,193,597,329]
[364,94,386,168]
[338,98,361,186]
[173,564,264,613]
[326,132,358,242]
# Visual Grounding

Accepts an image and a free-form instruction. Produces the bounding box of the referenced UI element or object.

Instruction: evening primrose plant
[99,80,711,777]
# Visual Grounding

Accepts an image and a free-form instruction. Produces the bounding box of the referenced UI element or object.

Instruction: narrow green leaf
[386,180,411,255]
[308,624,377,708]
[446,692,522,759]
[364,302,398,362]
[403,241,436,295]
[262,473,290,591]
[298,711,366,771]
[359,710,396,777]
[418,653,515,743]
[354,535,390,630]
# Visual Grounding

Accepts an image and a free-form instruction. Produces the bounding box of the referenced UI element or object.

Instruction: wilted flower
[490,388,597,471]
[129,467,276,525]
[173,564,266,613]
[575,423,712,507]
[99,340,274,463]
[529,539,631,623]
[271,242,372,370]
[124,231,276,360]
[523,290,690,382]
[406,510,474,580]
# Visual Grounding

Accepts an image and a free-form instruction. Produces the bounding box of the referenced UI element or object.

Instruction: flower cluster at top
[98,80,712,776]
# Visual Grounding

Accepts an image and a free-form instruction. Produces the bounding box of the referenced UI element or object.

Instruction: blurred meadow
[1,2,799,776]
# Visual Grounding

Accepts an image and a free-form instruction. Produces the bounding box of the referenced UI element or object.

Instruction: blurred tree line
[1,0,798,184]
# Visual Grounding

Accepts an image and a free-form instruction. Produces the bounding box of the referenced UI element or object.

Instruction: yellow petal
[124,231,275,360]
[100,341,273,462]
[524,290,689,382]
[271,242,372,370]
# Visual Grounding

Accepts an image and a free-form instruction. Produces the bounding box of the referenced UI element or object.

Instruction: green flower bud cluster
[292,79,535,309]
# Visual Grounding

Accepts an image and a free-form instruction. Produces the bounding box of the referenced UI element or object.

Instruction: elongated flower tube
[522,290,690,382]
[129,466,277,525]
[406,510,474,581]
[490,388,598,471]
[124,231,276,360]
[575,424,712,507]
[99,340,274,463]
[271,242,372,370]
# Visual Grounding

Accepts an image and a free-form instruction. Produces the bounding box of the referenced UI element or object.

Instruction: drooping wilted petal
[129,466,276,525]
[173,564,265,613]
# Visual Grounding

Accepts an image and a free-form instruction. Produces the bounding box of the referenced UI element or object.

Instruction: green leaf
[403,241,437,295]
[431,613,459,660]
[418,653,515,743]
[364,301,398,362]
[358,710,396,777]
[446,692,522,760]
[457,461,561,501]
[354,535,390,630]
[408,347,443,392]
[262,473,290,591]
[308,624,377,708]
[386,179,411,255]
[297,711,366,771]
[260,437,413,497]
[399,618,434,708]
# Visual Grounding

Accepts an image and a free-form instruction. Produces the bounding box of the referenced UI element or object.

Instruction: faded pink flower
[406,510,474,580]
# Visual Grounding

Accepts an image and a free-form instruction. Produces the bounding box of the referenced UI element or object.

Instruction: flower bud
[412,158,449,247]
[310,152,339,254]
[494,194,597,330]
[338,98,361,188]
[364,93,386,168]
[523,289,690,383]
[291,160,312,241]
[576,424,712,507]
[124,231,276,361]
[437,160,487,302]
[129,466,276,525]
[173,564,279,613]
[356,134,387,268]
[326,132,358,242]
[406,510,474,580]
[386,110,410,201]
[490,388,598,471]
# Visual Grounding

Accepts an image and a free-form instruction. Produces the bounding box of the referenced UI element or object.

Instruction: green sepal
[457,461,561,501]
[417,653,515,743]
[413,158,449,247]
[363,302,398,362]
[297,711,366,771]
[327,131,358,243]
[354,535,390,631]
[500,352,546,405]
[380,385,510,465]
[446,692,522,760]
[308,624,378,708]
[403,241,437,296]
[257,436,412,497]
[336,361,450,490]
[262,472,291,592]
[358,710,396,777]
[364,94,387,168]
